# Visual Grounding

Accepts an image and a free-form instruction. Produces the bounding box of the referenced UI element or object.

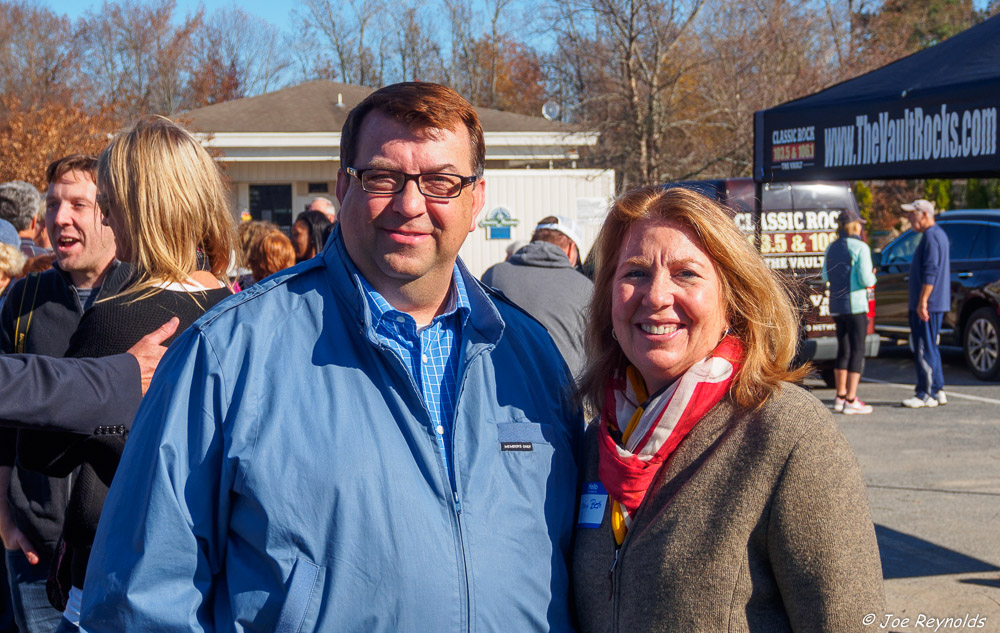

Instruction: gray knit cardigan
[573,382,884,633]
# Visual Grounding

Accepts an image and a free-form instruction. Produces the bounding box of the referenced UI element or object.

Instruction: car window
[762,183,792,210]
[791,183,854,211]
[882,230,921,265]
[940,222,979,261]
[989,225,1000,259]
[966,223,990,260]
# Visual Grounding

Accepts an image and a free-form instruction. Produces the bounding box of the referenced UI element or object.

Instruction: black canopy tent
[753,14,1000,184]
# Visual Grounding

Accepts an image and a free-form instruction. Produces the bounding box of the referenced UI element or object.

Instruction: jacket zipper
[379,341,477,632]
[607,547,619,601]
[449,345,489,633]
[610,545,622,633]
[454,505,471,632]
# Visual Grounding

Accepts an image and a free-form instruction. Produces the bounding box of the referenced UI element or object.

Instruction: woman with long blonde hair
[17,116,237,632]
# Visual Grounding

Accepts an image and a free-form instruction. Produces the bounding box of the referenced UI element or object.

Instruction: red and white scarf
[598,336,743,544]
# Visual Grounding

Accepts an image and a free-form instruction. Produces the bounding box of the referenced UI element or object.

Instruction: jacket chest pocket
[496,421,552,453]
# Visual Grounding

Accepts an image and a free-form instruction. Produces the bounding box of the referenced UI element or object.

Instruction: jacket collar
[321,224,504,348]
[52,259,132,300]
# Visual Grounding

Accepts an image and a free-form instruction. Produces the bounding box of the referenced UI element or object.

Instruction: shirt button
[421,353,429,363]
[435,425,445,435]
[395,316,405,323]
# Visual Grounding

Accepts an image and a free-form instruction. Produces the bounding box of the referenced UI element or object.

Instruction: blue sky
[42,0,297,32]
[40,0,996,50]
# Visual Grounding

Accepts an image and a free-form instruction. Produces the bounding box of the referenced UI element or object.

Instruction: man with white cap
[482,215,593,377]
[899,198,950,408]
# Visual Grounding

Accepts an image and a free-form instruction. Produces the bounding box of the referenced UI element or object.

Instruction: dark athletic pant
[833,313,868,374]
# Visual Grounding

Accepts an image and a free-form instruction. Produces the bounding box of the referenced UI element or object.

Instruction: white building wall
[461,168,616,277]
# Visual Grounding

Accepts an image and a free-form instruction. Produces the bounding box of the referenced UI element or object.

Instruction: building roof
[182,80,578,134]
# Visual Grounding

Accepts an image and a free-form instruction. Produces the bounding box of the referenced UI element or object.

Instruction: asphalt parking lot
[806,342,1000,632]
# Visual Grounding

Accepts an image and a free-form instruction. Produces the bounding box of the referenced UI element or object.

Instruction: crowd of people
[0,81,888,633]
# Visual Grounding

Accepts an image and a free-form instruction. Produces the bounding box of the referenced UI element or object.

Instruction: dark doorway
[249,184,293,230]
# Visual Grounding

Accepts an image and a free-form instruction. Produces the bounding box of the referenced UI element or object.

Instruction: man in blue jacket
[78,83,582,633]
[900,198,950,408]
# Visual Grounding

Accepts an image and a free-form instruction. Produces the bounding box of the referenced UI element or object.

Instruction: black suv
[874,209,1000,380]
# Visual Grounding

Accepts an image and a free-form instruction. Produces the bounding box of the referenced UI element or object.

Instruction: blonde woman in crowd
[16,116,237,632]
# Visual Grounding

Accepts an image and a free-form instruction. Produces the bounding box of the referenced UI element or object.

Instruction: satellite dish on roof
[541,101,560,121]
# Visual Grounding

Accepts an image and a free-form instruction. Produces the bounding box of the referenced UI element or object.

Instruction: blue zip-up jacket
[79,229,582,633]
[822,236,876,315]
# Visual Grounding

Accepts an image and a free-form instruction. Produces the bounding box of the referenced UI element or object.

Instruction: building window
[308,182,329,193]
[250,184,293,229]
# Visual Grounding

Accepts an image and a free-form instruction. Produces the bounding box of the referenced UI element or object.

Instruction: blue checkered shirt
[355,265,471,483]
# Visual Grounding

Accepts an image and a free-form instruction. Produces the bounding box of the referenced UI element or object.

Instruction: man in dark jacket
[482,215,593,377]
[900,198,951,409]
[0,155,120,632]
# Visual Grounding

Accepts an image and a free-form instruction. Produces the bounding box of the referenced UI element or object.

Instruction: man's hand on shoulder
[127,317,180,395]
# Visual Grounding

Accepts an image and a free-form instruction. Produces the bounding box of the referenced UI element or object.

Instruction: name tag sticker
[578,481,608,528]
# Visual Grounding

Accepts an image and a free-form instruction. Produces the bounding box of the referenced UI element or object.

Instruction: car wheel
[963,306,1000,380]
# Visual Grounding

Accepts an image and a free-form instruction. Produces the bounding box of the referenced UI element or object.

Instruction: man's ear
[566,243,579,267]
[336,169,350,204]
[469,178,486,233]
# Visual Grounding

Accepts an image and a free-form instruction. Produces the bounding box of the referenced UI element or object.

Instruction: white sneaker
[833,396,846,413]
[842,399,873,415]
[935,391,948,405]
[902,395,939,408]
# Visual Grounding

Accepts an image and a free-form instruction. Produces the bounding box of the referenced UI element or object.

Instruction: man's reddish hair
[340,82,485,177]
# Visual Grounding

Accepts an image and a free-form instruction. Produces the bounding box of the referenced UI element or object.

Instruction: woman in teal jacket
[822,209,878,414]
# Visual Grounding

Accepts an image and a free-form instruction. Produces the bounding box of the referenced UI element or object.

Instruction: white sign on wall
[576,197,611,225]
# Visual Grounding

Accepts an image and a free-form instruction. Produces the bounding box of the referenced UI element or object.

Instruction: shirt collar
[324,226,502,346]
[348,258,471,331]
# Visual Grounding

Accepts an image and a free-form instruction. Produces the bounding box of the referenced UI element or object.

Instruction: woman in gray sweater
[573,186,884,633]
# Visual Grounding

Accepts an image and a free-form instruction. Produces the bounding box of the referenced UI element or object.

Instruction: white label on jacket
[578,481,608,528]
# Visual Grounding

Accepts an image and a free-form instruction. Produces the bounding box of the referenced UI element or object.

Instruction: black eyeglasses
[346,167,478,199]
